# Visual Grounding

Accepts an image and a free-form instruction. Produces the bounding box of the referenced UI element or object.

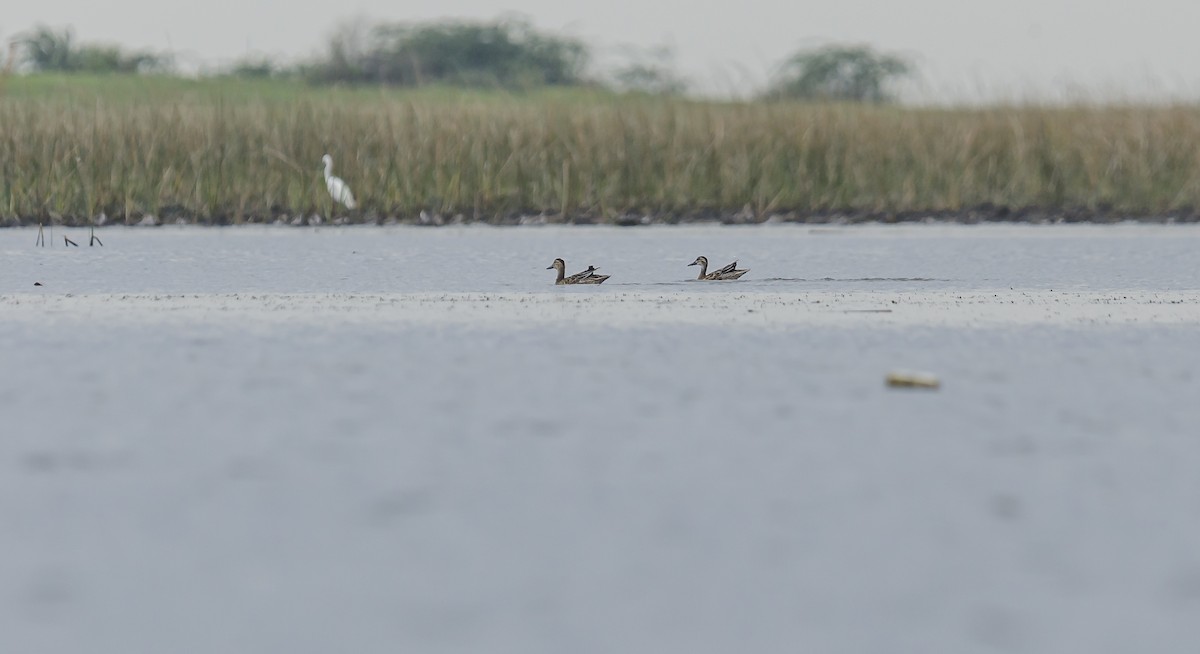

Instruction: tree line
[4,19,912,103]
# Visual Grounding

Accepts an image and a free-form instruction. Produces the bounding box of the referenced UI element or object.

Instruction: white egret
[321,154,357,210]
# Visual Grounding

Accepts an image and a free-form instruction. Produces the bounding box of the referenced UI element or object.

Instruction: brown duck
[688,255,749,280]
[547,258,610,285]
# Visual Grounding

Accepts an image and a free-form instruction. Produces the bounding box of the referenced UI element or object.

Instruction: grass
[2,74,1200,225]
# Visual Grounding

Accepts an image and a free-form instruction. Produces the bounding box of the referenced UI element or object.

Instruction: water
[2,224,1199,653]
[4,222,1196,293]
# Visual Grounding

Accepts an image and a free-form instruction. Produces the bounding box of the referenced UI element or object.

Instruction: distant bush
[307,16,588,89]
[610,46,688,96]
[20,25,171,74]
[766,45,911,103]
[227,56,278,79]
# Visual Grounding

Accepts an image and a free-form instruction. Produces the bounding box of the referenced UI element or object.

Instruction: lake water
[2,224,1199,653]
[3,222,1197,293]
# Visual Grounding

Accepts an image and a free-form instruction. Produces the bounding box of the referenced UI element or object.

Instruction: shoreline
[5,205,1200,228]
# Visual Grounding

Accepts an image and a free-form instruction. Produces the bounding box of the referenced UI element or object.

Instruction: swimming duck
[547,258,610,285]
[688,256,749,280]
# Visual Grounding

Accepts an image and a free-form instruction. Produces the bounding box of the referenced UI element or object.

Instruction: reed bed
[2,77,1200,224]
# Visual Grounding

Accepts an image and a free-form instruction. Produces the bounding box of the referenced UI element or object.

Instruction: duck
[547,258,610,285]
[688,255,749,280]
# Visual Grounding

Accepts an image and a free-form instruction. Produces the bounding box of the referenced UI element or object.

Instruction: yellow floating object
[885,371,941,389]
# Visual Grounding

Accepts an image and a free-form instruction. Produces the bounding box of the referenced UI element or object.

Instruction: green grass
[2,74,1200,225]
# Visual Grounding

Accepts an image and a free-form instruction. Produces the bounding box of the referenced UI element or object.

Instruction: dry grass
[2,76,1200,224]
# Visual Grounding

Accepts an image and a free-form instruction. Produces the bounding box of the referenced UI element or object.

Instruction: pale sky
[6,0,1200,103]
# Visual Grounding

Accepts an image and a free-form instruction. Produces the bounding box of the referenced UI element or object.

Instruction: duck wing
[715,261,739,275]
[564,268,595,284]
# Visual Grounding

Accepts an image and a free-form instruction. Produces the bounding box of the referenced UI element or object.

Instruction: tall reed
[2,78,1199,224]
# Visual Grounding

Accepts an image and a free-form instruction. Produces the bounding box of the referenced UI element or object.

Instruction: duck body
[321,154,357,210]
[688,255,749,280]
[548,258,610,285]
